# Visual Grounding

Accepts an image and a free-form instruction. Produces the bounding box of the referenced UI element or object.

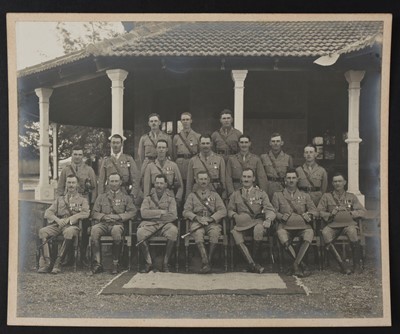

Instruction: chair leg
[128,244,131,271]
[224,245,228,272]
[73,237,79,272]
[185,244,189,272]
[137,247,140,273]
[175,242,179,273]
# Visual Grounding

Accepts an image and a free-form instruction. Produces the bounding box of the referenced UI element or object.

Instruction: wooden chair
[183,218,229,272]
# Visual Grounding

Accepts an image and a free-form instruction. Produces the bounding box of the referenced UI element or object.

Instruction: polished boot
[139,241,153,273]
[292,241,311,277]
[52,239,73,274]
[252,240,263,265]
[326,243,352,275]
[111,242,122,274]
[38,242,52,273]
[163,240,175,273]
[208,243,218,268]
[91,240,103,274]
[351,241,363,274]
[238,243,264,274]
[283,242,297,275]
[197,242,211,274]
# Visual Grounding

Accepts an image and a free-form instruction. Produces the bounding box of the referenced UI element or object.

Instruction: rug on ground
[99,271,310,295]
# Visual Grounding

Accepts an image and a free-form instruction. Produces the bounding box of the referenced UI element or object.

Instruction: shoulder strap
[197,156,218,192]
[301,167,317,188]
[148,195,161,209]
[106,195,117,214]
[267,152,279,177]
[193,192,214,215]
[110,157,124,177]
[63,195,74,216]
[281,192,300,215]
[147,133,158,149]
[216,131,234,151]
[240,189,256,216]
[69,165,78,178]
[178,132,196,155]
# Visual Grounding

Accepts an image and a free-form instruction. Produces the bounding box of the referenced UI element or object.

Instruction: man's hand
[282,213,290,222]
[159,210,168,215]
[196,216,209,226]
[263,218,272,229]
[57,218,68,228]
[108,214,121,221]
[302,213,312,223]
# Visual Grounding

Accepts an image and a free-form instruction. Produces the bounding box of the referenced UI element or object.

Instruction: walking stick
[135,222,172,247]
[181,224,204,239]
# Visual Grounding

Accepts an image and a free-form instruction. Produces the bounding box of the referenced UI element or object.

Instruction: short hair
[304,144,317,152]
[180,112,192,119]
[108,172,121,180]
[196,171,209,179]
[154,174,167,183]
[332,172,347,181]
[110,134,123,142]
[270,132,282,140]
[285,168,299,178]
[148,113,161,121]
[156,139,168,148]
[71,145,84,152]
[239,134,251,142]
[66,174,78,182]
[219,109,233,118]
[199,134,212,142]
[242,168,255,177]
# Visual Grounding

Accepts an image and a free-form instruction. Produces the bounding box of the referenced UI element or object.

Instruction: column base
[35,185,55,201]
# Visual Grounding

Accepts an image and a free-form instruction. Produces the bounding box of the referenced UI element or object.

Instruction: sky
[16,22,125,70]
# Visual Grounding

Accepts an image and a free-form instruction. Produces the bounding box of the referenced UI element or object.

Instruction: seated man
[228,168,276,274]
[318,172,366,274]
[272,169,318,277]
[91,173,137,275]
[38,174,90,274]
[183,171,227,273]
[138,174,178,273]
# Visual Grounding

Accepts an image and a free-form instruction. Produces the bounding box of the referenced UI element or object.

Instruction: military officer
[172,112,201,192]
[296,144,328,206]
[138,174,178,273]
[91,173,137,274]
[183,171,227,273]
[260,133,294,200]
[211,109,242,162]
[98,134,141,205]
[228,168,276,274]
[272,169,319,277]
[226,135,268,197]
[38,175,90,274]
[186,135,227,200]
[318,173,366,274]
[138,113,172,178]
[143,139,184,207]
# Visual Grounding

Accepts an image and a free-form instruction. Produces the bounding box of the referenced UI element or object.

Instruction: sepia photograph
[7,13,391,327]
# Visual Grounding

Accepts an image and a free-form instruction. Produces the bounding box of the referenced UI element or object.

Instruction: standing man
[272,169,319,277]
[296,144,328,206]
[138,113,172,177]
[318,173,366,274]
[38,175,90,274]
[91,173,137,274]
[261,133,294,200]
[186,135,227,200]
[143,139,184,208]
[172,112,201,193]
[183,171,227,273]
[211,109,242,162]
[228,168,276,274]
[98,134,141,205]
[226,135,268,197]
[138,174,178,273]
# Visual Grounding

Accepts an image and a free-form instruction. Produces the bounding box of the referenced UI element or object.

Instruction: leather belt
[299,186,321,192]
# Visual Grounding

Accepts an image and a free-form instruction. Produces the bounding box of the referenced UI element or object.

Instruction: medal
[190,141,193,146]
[127,162,131,167]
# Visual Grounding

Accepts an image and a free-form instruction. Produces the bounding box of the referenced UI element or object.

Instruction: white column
[50,123,58,184]
[231,70,248,132]
[344,70,365,206]
[34,88,54,201]
[106,69,128,139]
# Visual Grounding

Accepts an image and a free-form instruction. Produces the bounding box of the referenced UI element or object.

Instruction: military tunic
[91,189,136,241]
[138,189,178,241]
[211,127,242,162]
[226,152,268,196]
[183,189,227,243]
[260,150,293,200]
[172,129,201,181]
[228,186,276,244]
[186,152,227,200]
[296,163,328,206]
[143,158,184,202]
[40,192,90,240]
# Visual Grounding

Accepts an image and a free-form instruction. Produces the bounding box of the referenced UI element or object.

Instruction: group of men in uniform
[37,109,366,277]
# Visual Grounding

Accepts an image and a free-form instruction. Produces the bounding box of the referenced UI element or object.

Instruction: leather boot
[238,243,264,274]
[163,240,175,273]
[292,241,311,277]
[139,241,153,273]
[326,243,352,275]
[52,239,73,274]
[283,242,297,275]
[351,241,363,274]
[208,243,218,268]
[91,240,103,274]
[197,242,211,274]
[252,240,263,265]
[111,242,122,274]
[38,242,51,273]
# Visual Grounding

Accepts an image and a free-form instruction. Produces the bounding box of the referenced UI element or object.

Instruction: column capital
[106,69,129,82]
[345,70,365,86]
[34,87,53,101]
[231,70,248,83]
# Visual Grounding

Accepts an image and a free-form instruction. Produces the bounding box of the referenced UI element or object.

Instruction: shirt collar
[112,151,122,160]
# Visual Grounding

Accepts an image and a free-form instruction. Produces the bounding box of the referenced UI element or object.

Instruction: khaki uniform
[318,191,366,243]
[183,189,227,243]
[40,193,90,240]
[296,163,328,206]
[226,153,268,197]
[228,187,276,244]
[211,127,242,161]
[57,163,97,204]
[172,129,201,181]
[91,190,136,241]
[138,131,172,176]
[138,189,178,241]
[143,158,183,202]
[271,189,318,244]
[260,151,293,200]
[186,152,227,200]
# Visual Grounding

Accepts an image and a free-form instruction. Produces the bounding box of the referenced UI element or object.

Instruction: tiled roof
[18,21,383,77]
